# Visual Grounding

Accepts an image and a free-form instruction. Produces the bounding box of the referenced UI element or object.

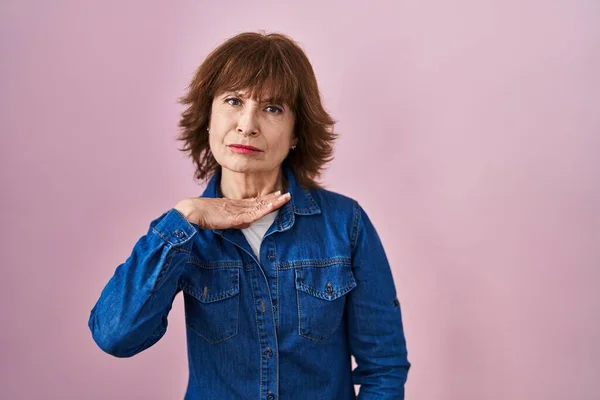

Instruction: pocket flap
[294,263,357,301]
[181,266,240,303]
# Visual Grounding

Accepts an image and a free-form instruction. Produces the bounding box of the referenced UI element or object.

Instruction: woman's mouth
[228,144,263,154]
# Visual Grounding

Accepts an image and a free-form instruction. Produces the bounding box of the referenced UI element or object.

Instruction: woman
[88,31,411,399]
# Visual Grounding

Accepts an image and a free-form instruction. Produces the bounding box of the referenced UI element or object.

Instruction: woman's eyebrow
[262,96,284,104]
[232,91,284,105]
[256,94,286,105]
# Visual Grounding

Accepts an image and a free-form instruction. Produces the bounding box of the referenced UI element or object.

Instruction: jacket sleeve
[88,208,197,358]
[347,201,411,399]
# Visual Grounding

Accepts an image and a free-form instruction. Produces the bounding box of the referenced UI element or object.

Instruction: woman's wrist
[174,199,198,223]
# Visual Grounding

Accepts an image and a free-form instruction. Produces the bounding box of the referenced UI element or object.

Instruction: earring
[291,145,296,150]
[206,127,210,133]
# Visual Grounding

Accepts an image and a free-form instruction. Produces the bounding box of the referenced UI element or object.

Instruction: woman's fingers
[275,192,291,205]
[250,190,283,205]
[246,191,289,210]
[239,192,291,224]
[258,192,291,212]
[256,192,291,217]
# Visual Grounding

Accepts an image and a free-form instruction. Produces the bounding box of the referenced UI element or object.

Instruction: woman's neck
[220,167,286,200]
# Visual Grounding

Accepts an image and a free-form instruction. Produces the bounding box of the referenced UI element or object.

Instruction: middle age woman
[88,31,411,400]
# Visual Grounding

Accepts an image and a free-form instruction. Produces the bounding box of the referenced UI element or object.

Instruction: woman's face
[208,88,297,175]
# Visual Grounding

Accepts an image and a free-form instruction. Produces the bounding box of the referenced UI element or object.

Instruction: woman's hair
[176,31,337,189]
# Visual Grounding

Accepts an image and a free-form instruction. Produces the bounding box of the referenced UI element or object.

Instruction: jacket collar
[200,163,321,233]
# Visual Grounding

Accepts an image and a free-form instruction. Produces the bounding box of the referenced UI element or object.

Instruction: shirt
[241,209,279,258]
[88,162,411,399]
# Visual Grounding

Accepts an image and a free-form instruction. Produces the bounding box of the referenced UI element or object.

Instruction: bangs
[211,43,299,109]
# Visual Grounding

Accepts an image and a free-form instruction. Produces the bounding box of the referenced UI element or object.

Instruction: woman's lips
[228,144,263,154]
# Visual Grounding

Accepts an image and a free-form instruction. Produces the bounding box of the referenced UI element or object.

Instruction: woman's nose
[236,107,259,136]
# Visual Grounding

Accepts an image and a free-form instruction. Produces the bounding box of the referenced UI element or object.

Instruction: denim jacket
[88,164,411,399]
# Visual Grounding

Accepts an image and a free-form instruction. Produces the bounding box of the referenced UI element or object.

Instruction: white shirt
[240,209,279,258]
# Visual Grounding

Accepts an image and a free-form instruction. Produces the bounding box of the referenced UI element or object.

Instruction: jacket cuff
[151,208,197,246]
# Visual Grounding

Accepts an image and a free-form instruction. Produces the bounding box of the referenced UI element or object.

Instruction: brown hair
[176,31,337,189]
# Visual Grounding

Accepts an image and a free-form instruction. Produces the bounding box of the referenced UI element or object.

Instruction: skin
[175,88,297,229]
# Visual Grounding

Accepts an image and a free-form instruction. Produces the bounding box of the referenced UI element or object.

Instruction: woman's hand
[174,191,291,230]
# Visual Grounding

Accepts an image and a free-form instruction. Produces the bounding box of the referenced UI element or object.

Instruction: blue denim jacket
[88,164,411,399]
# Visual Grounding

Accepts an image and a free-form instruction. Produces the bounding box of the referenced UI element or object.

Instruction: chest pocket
[180,263,240,344]
[294,261,357,341]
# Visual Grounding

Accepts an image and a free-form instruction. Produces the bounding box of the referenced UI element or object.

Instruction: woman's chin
[220,159,263,174]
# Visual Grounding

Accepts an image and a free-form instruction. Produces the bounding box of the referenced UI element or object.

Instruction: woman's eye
[265,105,283,114]
[224,97,282,114]
[225,97,241,106]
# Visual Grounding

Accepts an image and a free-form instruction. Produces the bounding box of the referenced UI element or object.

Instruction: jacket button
[268,253,275,261]
[266,393,274,400]
[174,229,186,238]
[325,283,333,294]
[265,347,273,358]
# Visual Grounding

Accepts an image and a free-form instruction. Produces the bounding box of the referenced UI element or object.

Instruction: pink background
[1,1,599,399]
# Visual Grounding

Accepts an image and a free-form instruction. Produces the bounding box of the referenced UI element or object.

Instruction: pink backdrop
[1,0,598,399]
